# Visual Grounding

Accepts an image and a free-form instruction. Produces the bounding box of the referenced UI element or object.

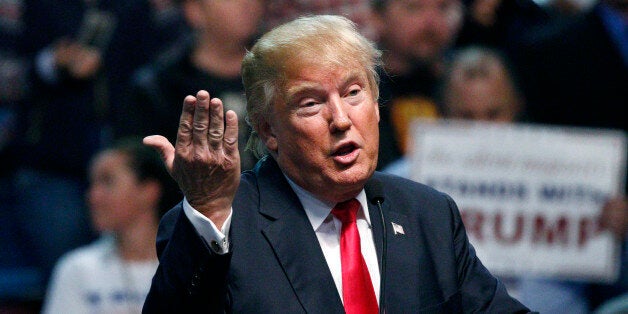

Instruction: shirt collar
[284,175,372,231]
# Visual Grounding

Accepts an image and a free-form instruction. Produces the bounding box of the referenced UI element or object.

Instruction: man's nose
[329,96,352,132]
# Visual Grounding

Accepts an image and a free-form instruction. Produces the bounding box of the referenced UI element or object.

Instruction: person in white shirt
[42,138,180,314]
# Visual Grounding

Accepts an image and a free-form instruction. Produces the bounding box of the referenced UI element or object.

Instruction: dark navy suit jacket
[143,156,531,313]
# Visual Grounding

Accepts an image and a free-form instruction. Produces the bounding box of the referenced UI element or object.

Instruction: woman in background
[42,137,180,313]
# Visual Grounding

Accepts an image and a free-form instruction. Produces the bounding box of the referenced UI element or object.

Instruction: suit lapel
[366,174,441,310]
[255,157,344,314]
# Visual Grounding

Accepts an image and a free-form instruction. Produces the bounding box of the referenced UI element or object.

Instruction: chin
[335,167,372,187]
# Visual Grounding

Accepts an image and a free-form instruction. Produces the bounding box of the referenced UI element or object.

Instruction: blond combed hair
[242,15,382,158]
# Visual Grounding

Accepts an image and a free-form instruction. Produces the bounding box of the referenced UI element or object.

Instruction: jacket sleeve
[445,194,534,313]
[143,204,231,313]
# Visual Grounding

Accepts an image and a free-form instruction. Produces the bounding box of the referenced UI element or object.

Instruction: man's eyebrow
[285,81,323,103]
[284,70,367,102]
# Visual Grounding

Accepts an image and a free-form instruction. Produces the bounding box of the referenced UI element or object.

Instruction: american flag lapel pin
[391,222,405,235]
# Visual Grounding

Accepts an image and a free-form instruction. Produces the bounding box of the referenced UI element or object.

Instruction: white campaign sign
[409,120,626,282]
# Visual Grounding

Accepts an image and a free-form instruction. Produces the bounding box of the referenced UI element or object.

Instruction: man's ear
[258,120,278,152]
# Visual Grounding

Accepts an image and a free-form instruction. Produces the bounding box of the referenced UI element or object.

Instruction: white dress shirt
[182,178,381,304]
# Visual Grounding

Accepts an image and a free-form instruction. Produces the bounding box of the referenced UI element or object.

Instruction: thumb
[143,135,175,174]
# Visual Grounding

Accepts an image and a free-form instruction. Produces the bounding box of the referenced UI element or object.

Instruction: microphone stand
[375,198,386,314]
[366,179,387,314]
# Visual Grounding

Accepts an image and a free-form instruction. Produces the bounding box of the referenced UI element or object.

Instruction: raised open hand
[144,90,240,229]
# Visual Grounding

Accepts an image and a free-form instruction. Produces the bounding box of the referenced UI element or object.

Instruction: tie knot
[331,198,360,224]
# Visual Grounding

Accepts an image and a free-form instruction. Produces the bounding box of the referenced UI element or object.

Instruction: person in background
[370,0,465,169]
[385,45,627,313]
[383,45,524,176]
[14,0,174,297]
[455,0,549,51]
[438,46,524,122]
[42,137,180,314]
[511,0,626,134]
[264,0,377,39]
[141,15,530,312]
[118,0,264,171]
[510,1,626,311]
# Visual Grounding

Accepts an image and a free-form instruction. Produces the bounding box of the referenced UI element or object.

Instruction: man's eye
[347,88,361,97]
[295,99,321,116]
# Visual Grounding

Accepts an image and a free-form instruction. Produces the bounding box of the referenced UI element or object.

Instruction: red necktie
[332,199,379,314]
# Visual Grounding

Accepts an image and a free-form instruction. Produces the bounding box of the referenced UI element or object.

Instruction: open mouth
[333,143,357,156]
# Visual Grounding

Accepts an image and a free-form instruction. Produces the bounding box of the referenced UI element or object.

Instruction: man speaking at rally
[142,15,532,313]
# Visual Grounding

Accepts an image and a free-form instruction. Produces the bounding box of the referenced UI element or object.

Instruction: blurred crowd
[0,0,625,313]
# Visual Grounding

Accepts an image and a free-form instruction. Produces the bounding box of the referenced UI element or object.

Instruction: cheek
[277,121,332,167]
[117,184,144,208]
[101,184,139,214]
[281,118,327,144]
[354,108,380,149]
[96,192,137,227]
[88,187,114,213]
[90,201,115,231]
[284,131,322,159]
[90,192,123,218]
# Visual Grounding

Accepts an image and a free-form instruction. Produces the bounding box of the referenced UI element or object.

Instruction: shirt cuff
[182,197,232,255]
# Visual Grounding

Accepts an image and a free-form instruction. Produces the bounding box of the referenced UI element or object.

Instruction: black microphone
[365,178,386,314]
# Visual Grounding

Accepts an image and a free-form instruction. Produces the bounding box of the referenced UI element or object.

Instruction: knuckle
[192,152,206,162]
[193,121,208,132]
[223,136,237,145]
[179,120,193,130]
[208,129,222,140]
